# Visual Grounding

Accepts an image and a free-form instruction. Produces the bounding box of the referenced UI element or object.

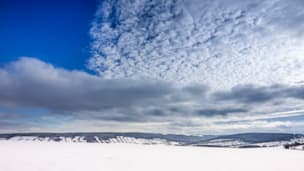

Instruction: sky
[0,0,97,70]
[0,0,304,135]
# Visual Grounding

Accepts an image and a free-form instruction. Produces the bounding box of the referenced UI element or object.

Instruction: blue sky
[0,0,304,134]
[0,0,97,70]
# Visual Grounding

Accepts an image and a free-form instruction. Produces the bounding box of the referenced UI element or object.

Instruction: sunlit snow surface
[0,141,303,171]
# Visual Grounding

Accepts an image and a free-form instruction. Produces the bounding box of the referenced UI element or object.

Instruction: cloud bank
[1,57,304,133]
[88,0,304,89]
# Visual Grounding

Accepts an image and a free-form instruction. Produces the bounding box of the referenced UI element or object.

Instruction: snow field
[0,141,303,171]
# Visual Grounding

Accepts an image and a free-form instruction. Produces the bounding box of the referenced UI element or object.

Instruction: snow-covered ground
[0,141,303,171]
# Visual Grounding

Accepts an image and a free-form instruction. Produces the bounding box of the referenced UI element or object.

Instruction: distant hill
[0,132,212,145]
[190,133,304,148]
[0,132,303,148]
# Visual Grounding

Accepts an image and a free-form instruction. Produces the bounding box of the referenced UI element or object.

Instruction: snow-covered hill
[0,132,211,145]
[1,132,303,149]
[5,135,177,145]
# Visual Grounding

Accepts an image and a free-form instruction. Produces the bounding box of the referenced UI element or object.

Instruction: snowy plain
[0,141,303,171]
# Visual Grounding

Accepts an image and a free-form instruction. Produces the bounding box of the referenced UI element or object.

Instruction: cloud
[196,108,248,117]
[0,58,209,119]
[0,57,176,112]
[88,0,304,89]
[1,57,304,134]
[0,120,40,133]
[2,0,304,134]
[214,84,304,103]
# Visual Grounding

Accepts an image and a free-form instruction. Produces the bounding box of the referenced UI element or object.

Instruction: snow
[0,141,303,171]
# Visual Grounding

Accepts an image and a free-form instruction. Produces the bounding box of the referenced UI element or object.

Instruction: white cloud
[89,0,304,90]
